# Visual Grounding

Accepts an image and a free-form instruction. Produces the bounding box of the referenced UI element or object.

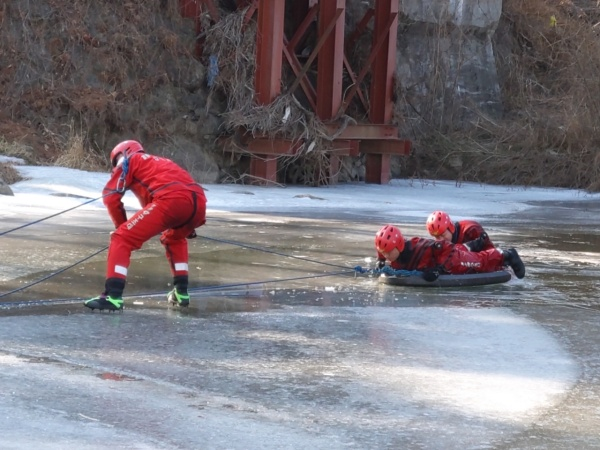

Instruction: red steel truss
[179,0,410,184]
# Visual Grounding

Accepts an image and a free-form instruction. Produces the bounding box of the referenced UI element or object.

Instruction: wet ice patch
[366,307,578,422]
[0,354,25,366]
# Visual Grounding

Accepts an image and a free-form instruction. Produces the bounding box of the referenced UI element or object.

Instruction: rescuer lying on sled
[374,224,525,282]
[425,210,495,251]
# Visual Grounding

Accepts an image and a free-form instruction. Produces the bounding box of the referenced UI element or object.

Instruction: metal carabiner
[115,156,129,193]
[116,172,126,193]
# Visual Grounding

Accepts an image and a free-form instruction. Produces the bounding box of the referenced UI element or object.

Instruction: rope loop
[354,265,423,277]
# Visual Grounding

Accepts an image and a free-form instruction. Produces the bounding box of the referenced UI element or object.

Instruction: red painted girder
[360,140,411,155]
[342,54,369,112]
[243,1,259,26]
[287,8,344,97]
[236,0,256,7]
[370,0,398,123]
[324,123,399,140]
[316,0,346,120]
[337,11,398,118]
[365,153,392,184]
[246,138,302,155]
[330,139,360,156]
[179,0,200,18]
[282,42,317,110]
[287,4,318,51]
[255,0,285,104]
[282,4,318,107]
[249,157,278,184]
[201,0,220,21]
[345,8,374,52]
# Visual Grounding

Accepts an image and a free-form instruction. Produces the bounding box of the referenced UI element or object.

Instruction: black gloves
[422,268,440,282]
[464,232,489,252]
[376,259,386,269]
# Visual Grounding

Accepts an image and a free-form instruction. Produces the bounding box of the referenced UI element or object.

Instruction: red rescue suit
[102,152,206,281]
[377,237,504,275]
[452,220,495,250]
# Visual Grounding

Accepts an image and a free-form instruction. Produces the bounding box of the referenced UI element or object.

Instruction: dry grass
[1,0,199,166]
[402,0,600,191]
[0,137,29,185]
[52,125,106,171]
[0,137,38,164]
[0,162,23,184]
[4,1,599,188]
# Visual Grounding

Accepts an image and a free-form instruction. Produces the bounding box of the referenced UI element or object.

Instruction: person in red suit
[375,224,525,281]
[84,140,207,311]
[426,210,494,251]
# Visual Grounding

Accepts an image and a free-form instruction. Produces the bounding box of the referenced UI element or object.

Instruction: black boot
[105,278,126,298]
[503,249,525,279]
[84,278,126,311]
[464,232,489,252]
[168,275,190,307]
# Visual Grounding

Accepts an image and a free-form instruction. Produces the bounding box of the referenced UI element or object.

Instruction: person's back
[103,152,204,214]
[381,237,452,271]
[454,219,494,250]
[426,211,494,251]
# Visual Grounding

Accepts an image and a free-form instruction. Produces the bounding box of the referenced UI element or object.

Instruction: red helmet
[375,225,405,253]
[426,211,455,237]
[109,140,145,167]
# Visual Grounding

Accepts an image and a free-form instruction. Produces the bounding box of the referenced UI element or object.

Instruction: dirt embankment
[1,0,600,190]
[0,0,222,181]
[405,0,600,190]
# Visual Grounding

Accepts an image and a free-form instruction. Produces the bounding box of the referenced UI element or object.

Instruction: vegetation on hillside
[0,0,212,176]
[403,0,600,191]
[1,0,599,190]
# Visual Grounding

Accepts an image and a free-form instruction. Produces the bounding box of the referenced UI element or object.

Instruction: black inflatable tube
[379,270,512,287]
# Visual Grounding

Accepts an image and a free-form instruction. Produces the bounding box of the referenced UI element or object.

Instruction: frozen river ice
[2,171,600,449]
[1,200,600,449]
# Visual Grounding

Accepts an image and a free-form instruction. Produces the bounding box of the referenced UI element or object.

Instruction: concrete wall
[396,0,504,128]
[401,0,501,28]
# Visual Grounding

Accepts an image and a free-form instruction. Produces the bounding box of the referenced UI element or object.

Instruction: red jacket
[102,153,205,228]
[453,220,495,250]
[377,237,504,275]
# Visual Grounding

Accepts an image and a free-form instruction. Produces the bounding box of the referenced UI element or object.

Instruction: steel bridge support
[180,0,410,185]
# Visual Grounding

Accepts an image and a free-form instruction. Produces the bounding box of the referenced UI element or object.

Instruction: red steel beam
[255,0,285,104]
[337,11,397,118]
[287,4,318,52]
[342,54,369,112]
[178,0,200,18]
[370,0,398,123]
[249,157,278,183]
[245,138,302,155]
[316,0,346,120]
[282,4,319,108]
[200,0,220,22]
[178,0,203,58]
[287,8,343,98]
[242,1,259,27]
[345,8,374,52]
[331,140,360,156]
[364,153,392,184]
[360,140,411,155]
[324,123,399,140]
[282,44,317,110]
